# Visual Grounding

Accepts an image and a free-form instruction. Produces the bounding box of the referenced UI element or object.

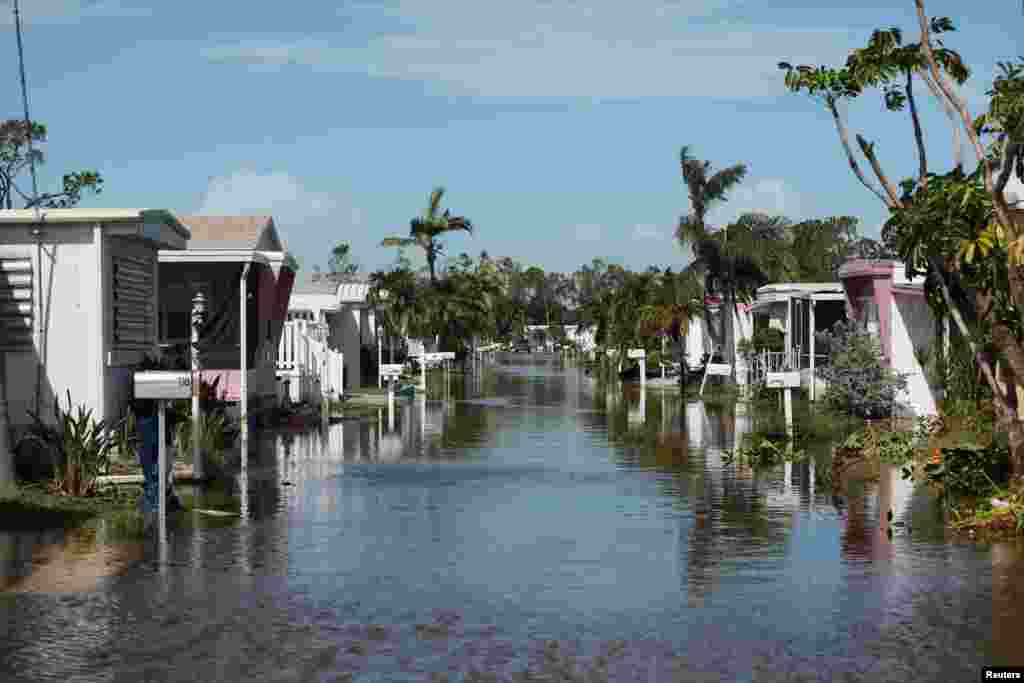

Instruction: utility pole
[0,0,39,487]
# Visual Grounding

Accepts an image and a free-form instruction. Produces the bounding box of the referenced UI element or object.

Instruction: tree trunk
[996,400,1024,478]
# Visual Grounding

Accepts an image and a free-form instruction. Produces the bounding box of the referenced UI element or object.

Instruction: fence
[749,348,801,386]
[276,320,344,405]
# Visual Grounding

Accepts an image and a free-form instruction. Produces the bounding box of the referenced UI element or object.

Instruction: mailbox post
[134,371,192,548]
[380,363,403,430]
[628,348,646,390]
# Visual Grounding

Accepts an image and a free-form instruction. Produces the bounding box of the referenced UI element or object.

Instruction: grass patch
[0,482,138,531]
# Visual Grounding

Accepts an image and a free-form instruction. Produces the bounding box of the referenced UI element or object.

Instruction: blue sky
[0,0,1020,275]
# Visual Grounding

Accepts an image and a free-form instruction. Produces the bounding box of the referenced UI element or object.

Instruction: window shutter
[112,254,154,348]
[0,257,33,350]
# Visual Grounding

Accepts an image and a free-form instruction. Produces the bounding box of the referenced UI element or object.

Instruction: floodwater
[1,356,1021,681]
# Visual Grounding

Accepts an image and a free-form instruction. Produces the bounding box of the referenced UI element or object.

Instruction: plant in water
[922,442,1010,500]
[18,391,122,497]
[173,375,238,475]
[841,425,917,467]
[728,437,806,467]
[815,320,909,418]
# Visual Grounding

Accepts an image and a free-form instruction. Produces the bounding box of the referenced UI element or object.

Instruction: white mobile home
[0,208,188,436]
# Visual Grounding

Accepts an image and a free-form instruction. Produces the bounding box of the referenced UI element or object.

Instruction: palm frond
[703,163,748,202]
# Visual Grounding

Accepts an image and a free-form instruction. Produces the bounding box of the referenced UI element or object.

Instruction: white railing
[750,347,801,385]
[276,320,344,405]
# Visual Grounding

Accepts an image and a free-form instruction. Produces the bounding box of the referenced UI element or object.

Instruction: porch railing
[276,320,344,405]
[749,348,801,385]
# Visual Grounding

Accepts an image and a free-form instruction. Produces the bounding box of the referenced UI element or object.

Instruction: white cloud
[196,169,362,240]
[710,178,803,224]
[202,2,854,99]
[632,223,664,240]
[574,223,602,241]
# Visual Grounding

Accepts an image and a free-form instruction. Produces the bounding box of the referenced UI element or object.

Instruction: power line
[13,0,39,210]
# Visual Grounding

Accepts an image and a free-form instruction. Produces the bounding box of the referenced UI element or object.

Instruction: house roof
[178,215,282,251]
[291,273,371,303]
[0,208,190,240]
[757,282,844,295]
[292,272,341,295]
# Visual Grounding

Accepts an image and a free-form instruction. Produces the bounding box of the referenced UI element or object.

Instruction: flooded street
[1,356,1022,681]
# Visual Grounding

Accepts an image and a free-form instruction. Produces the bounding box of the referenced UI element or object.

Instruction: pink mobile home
[157,216,295,423]
[838,259,941,417]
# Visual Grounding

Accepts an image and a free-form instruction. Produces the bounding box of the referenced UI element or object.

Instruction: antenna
[13,0,40,213]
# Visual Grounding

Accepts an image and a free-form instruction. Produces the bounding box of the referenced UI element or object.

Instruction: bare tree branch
[915,0,1014,233]
[828,99,892,207]
[855,134,904,208]
[919,67,963,169]
[995,136,1020,196]
[905,69,928,186]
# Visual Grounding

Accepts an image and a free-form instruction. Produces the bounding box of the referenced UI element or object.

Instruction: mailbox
[765,371,801,389]
[627,348,646,359]
[133,371,193,400]
[704,363,732,377]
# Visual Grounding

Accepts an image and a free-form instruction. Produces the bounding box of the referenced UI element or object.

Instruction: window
[0,257,33,350]
[112,254,155,348]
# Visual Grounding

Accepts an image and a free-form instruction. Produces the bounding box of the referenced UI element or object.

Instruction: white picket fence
[276,320,344,405]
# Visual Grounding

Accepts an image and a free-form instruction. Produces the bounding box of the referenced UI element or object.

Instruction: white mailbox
[765,371,801,389]
[133,371,193,400]
[627,348,646,359]
[380,363,404,379]
[704,363,732,377]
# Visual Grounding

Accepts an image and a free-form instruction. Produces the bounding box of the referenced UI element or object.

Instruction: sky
[0,0,1020,276]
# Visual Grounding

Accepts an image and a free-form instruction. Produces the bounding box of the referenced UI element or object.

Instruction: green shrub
[727,437,806,467]
[921,442,1011,500]
[18,391,121,497]
[815,320,909,419]
[738,327,785,359]
[841,426,916,466]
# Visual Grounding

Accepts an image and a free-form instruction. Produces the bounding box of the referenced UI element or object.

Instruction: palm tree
[368,267,425,362]
[381,187,474,285]
[638,268,705,345]
[675,146,748,375]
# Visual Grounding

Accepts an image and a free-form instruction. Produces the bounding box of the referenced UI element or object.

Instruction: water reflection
[0,358,1022,679]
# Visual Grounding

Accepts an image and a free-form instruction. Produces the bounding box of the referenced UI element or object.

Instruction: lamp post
[377,324,384,388]
[377,289,390,384]
[190,291,207,482]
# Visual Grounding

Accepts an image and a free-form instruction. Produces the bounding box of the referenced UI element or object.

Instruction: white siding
[0,224,102,430]
[891,292,938,416]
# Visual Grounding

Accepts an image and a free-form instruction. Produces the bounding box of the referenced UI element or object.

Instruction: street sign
[704,363,732,377]
[380,363,403,378]
[436,352,456,360]
[627,348,646,359]
[133,371,192,400]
